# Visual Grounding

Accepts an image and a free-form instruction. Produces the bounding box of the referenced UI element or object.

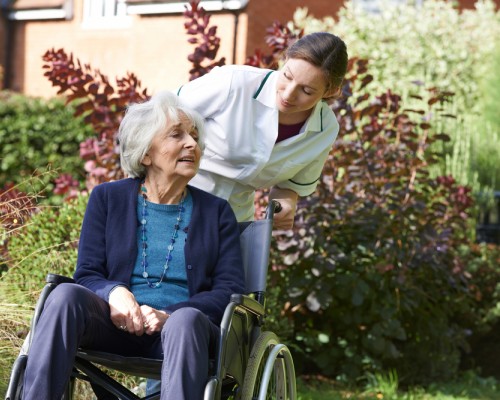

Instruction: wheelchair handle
[264,200,282,220]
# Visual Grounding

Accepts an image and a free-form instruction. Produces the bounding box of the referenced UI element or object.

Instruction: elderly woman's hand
[140,305,169,335]
[108,286,146,336]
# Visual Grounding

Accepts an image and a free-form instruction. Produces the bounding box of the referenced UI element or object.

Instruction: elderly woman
[21,91,245,400]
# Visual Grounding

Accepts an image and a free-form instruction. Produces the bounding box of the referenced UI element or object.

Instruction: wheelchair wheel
[60,376,75,400]
[5,358,75,400]
[5,355,27,400]
[240,331,296,400]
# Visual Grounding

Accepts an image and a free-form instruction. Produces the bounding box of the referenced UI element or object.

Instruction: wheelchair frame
[5,200,296,400]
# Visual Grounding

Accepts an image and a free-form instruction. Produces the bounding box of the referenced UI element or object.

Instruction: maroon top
[276,120,306,143]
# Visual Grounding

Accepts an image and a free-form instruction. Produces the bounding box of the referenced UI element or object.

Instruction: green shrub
[481,40,500,133]
[475,40,500,189]
[460,243,500,327]
[2,194,88,302]
[457,243,500,381]
[295,0,500,110]
[0,91,94,197]
[269,60,481,385]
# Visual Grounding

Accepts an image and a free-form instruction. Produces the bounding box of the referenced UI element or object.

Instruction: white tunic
[176,65,339,221]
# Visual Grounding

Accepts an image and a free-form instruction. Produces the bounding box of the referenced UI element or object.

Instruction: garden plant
[0,92,93,199]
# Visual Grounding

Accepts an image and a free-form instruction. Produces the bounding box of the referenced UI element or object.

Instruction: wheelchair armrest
[230,293,265,317]
[46,273,75,285]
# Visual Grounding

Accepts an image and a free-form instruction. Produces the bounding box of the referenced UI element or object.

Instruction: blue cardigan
[74,178,245,325]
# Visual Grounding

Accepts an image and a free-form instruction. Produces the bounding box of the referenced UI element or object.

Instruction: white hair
[117,91,205,178]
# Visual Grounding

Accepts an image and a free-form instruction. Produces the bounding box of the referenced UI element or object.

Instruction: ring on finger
[119,325,127,331]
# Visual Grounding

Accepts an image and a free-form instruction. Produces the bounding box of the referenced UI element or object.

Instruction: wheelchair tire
[5,355,27,400]
[6,361,75,400]
[60,376,75,400]
[240,331,296,400]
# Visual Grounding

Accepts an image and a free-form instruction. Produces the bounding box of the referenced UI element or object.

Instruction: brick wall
[245,0,343,59]
[6,0,245,97]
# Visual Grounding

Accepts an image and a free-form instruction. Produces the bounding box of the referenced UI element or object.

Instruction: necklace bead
[140,181,185,289]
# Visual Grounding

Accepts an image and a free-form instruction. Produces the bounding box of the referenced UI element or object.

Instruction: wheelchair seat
[76,350,162,380]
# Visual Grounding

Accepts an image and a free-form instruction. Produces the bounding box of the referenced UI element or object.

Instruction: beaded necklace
[140,181,185,288]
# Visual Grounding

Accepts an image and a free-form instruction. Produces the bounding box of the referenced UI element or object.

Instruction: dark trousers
[22,283,219,400]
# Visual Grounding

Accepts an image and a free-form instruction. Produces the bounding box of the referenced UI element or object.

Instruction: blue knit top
[130,191,193,310]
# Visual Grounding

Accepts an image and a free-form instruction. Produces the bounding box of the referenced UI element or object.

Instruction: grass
[296,371,500,400]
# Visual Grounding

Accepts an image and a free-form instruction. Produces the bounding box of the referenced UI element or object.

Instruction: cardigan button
[187,265,193,270]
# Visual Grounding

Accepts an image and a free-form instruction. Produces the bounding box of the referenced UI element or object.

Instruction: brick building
[0,0,497,98]
[0,0,346,97]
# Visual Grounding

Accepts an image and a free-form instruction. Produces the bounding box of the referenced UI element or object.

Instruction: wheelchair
[5,200,296,400]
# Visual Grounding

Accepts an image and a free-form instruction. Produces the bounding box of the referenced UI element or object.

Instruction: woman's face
[276,58,329,117]
[142,112,201,183]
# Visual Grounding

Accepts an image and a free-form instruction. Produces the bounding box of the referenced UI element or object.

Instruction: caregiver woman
[175,32,348,229]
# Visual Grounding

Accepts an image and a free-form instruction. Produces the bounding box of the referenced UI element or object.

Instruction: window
[352,0,422,14]
[125,0,249,15]
[82,0,131,29]
[6,0,73,21]
[84,0,127,19]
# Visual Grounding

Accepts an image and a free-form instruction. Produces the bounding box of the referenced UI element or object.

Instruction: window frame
[81,0,132,30]
[6,0,73,21]
[125,0,249,15]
